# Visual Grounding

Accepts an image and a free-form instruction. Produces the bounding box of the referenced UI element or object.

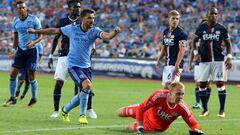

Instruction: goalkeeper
[117,82,204,135]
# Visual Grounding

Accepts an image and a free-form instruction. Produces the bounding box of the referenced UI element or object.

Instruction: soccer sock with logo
[9,77,17,97]
[30,80,38,99]
[64,94,80,112]
[22,80,30,97]
[79,88,89,116]
[195,87,200,104]
[199,88,208,111]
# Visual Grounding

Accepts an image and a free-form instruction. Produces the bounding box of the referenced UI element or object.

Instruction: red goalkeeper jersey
[136,89,199,131]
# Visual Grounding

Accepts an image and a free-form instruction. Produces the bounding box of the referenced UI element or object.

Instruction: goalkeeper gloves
[189,129,204,135]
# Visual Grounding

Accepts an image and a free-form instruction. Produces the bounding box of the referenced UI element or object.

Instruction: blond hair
[168,10,180,18]
[169,82,185,91]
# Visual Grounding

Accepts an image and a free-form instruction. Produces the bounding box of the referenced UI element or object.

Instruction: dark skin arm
[224,38,232,70]
[48,34,61,69]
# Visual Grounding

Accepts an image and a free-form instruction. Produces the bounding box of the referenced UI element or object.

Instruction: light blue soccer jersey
[12,14,42,50]
[60,24,102,68]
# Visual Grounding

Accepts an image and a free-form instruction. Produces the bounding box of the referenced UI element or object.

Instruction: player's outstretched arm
[26,33,43,48]
[100,26,121,40]
[27,28,61,35]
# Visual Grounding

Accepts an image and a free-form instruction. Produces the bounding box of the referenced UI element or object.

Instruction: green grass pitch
[0,72,239,135]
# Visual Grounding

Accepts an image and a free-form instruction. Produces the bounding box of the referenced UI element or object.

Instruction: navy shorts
[13,48,38,71]
[68,67,92,87]
[18,68,28,80]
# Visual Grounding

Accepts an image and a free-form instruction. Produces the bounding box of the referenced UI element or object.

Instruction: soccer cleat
[217,111,225,118]
[78,115,88,124]
[3,97,17,107]
[50,111,59,118]
[192,103,202,109]
[60,107,70,122]
[199,110,209,117]
[27,98,37,107]
[87,109,97,119]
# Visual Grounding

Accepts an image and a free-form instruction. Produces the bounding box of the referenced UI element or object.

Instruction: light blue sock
[30,80,38,99]
[64,94,80,112]
[9,77,17,97]
[79,89,89,116]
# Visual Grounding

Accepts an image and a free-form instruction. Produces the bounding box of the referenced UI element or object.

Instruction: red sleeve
[136,90,163,124]
[180,103,200,130]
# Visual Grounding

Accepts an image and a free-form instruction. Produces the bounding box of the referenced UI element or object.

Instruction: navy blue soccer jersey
[162,26,188,68]
[195,22,229,62]
[56,17,80,56]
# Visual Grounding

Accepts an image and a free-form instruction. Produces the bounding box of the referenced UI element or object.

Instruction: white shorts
[198,61,227,82]
[194,65,200,81]
[162,66,183,85]
[54,56,69,81]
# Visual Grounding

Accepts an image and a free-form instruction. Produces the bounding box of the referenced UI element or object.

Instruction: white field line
[0,118,240,134]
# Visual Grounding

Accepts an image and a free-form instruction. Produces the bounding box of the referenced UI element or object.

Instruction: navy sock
[199,89,208,111]
[218,90,226,112]
[74,85,78,95]
[53,88,61,111]
[195,88,200,103]
[206,87,211,104]
[22,80,30,97]
[87,90,92,110]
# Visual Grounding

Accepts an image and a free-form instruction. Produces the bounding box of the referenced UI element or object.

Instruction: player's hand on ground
[224,58,232,70]
[26,41,35,48]
[27,28,35,33]
[189,129,204,135]
[114,26,121,33]
[194,54,201,63]
[137,127,144,134]
[48,58,53,69]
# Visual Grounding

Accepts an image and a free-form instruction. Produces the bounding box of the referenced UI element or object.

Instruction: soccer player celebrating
[192,7,233,117]
[156,10,187,89]
[48,0,97,119]
[3,0,42,107]
[27,8,121,124]
[117,82,204,135]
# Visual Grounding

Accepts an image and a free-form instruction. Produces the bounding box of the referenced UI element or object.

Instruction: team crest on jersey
[171,112,178,117]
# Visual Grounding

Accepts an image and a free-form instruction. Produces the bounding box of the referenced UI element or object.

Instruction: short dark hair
[67,0,81,7]
[16,0,25,5]
[80,8,95,18]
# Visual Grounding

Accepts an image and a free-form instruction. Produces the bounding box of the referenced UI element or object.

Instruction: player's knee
[82,79,92,89]
[56,80,64,88]
[216,81,225,91]
[199,82,207,89]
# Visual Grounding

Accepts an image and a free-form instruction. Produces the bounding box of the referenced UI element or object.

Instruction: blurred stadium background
[0,0,240,135]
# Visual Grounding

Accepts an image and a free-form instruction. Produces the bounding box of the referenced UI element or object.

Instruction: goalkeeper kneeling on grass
[117,82,204,135]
